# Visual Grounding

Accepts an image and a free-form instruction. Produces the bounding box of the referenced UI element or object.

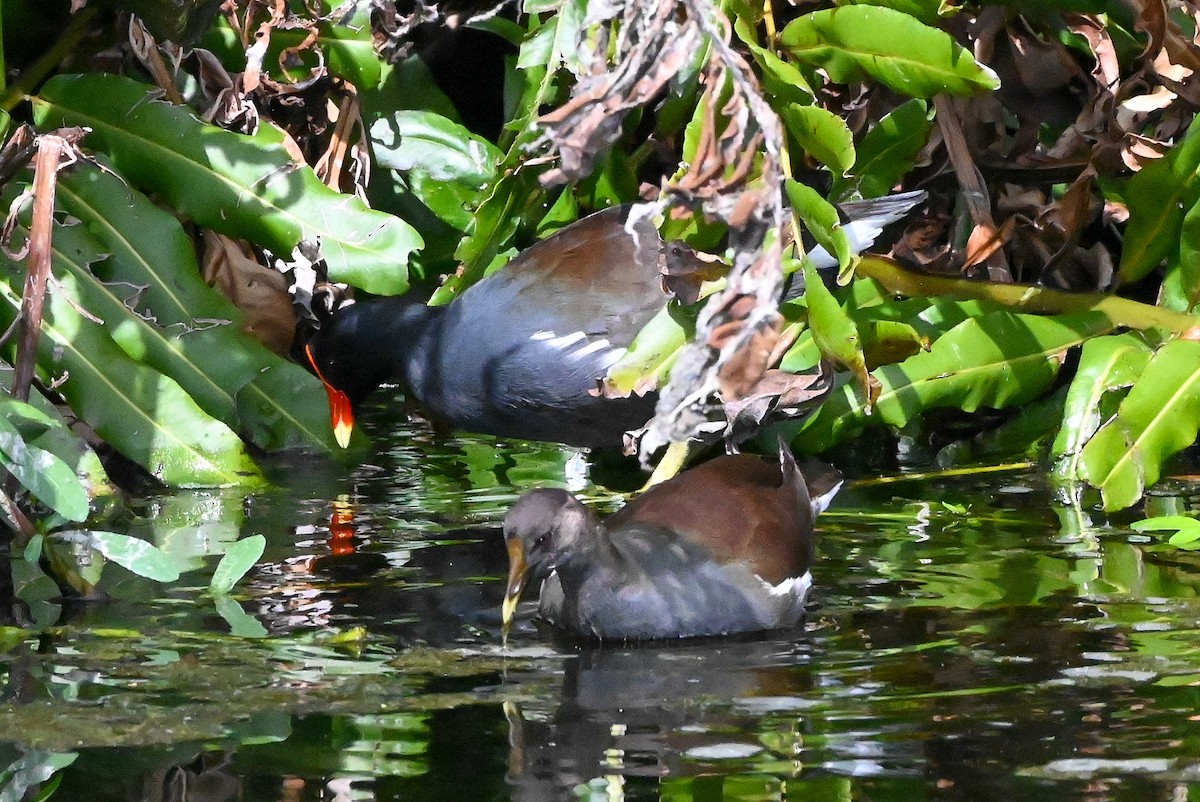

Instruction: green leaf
[780,7,1000,97]
[84,531,181,582]
[311,1,383,89]
[24,534,43,564]
[787,179,853,276]
[0,398,89,521]
[41,531,106,597]
[858,318,925,368]
[1079,339,1200,510]
[1168,528,1200,546]
[32,73,421,295]
[803,261,873,404]
[780,103,855,175]
[1118,116,1200,284]
[51,165,337,452]
[432,173,540,304]
[793,311,1112,452]
[1131,516,1200,532]
[730,0,814,102]
[368,110,500,230]
[106,0,224,44]
[0,274,265,488]
[842,0,952,25]
[0,367,114,498]
[836,98,933,199]
[209,534,266,596]
[1131,515,1200,548]
[1051,333,1152,488]
[428,8,565,303]
[0,750,77,802]
[0,626,29,656]
[1161,193,1200,312]
[603,307,690,395]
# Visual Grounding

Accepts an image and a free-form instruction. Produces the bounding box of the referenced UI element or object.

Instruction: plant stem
[0,7,99,114]
[857,257,1200,334]
[11,135,62,403]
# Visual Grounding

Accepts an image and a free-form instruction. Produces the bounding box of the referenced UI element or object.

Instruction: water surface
[3,407,1200,801]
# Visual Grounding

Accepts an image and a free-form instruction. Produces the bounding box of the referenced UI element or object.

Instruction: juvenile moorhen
[306,194,925,448]
[501,447,842,641]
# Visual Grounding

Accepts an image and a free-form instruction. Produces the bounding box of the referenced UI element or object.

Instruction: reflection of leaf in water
[214,594,268,638]
[134,489,246,574]
[0,749,77,802]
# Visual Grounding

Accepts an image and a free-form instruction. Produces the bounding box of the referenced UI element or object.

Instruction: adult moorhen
[500,446,842,641]
[305,205,668,449]
[306,195,925,448]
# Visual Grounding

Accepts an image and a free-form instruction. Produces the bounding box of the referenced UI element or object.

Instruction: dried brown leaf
[201,231,295,356]
[935,95,1010,282]
[535,0,702,187]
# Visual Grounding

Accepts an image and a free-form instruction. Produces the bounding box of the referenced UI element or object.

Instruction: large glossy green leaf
[0,398,89,521]
[32,74,421,295]
[368,110,500,230]
[1079,339,1200,510]
[1050,333,1152,488]
[780,7,1000,98]
[1118,117,1200,284]
[51,166,336,452]
[793,311,1112,451]
[0,274,264,488]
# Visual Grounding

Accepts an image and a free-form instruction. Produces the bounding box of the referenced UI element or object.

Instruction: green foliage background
[1,0,1198,543]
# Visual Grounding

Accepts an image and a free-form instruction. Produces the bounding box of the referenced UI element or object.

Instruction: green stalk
[1,7,99,114]
[857,256,1200,335]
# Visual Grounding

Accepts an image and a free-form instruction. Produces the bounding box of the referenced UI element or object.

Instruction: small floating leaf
[209,534,266,596]
[1131,516,1200,548]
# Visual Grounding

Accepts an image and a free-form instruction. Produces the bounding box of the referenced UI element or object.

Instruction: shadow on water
[4,405,1200,800]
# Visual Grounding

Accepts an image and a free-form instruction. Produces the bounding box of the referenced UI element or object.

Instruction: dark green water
[3,406,1200,801]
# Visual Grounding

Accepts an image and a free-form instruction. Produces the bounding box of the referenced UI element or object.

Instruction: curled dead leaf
[201,231,295,356]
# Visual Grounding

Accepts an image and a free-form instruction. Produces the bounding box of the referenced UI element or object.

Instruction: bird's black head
[303,295,440,447]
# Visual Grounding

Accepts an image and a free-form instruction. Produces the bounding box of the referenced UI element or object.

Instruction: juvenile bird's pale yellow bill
[502,538,529,646]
